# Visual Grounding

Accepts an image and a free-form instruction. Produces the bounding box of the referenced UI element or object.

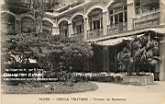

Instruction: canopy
[149,28,165,34]
[95,27,165,46]
[88,27,165,42]
[95,36,135,46]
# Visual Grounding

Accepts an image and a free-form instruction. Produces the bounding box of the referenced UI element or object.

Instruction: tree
[36,41,93,80]
[117,33,160,76]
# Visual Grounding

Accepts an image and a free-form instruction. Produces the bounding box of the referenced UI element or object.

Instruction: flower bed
[72,72,126,83]
[122,74,154,85]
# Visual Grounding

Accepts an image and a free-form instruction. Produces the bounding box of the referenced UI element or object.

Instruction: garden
[1,31,162,94]
[2,33,97,94]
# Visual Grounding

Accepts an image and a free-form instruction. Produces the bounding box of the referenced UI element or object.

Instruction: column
[113,15,115,25]
[83,17,89,41]
[123,7,126,31]
[35,14,43,33]
[68,23,73,37]
[102,10,109,36]
[123,6,125,23]
[52,19,59,36]
[127,0,136,31]
[103,46,109,72]
[160,0,165,25]
[52,25,59,36]
[160,36,165,81]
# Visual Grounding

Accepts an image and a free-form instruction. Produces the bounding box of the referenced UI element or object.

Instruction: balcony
[87,29,103,39]
[6,0,32,8]
[4,0,32,14]
[107,22,127,35]
[133,10,160,30]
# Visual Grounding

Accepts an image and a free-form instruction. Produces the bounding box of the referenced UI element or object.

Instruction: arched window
[1,12,16,35]
[72,15,84,35]
[88,8,103,31]
[21,17,34,33]
[59,21,69,37]
[108,0,127,33]
[42,20,53,35]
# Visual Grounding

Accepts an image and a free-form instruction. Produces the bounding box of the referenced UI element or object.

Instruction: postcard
[1,0,165,104]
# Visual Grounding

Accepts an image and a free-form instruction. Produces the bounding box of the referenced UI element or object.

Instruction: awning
[148,28,165,34]
[95,36,134,46]
[88,27,165,42]
[95,27,165,46]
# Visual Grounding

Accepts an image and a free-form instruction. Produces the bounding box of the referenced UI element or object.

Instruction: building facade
[1,0,165,80]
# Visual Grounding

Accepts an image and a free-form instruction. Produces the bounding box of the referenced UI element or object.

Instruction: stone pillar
[52,26,59,36]
[160,0,165,25]
[160,36,165,81]
[127,0,135,31]
[103,46,109,72]
[68,23,73,37]
[83,17,89,41]
[52,19,59,35]
[35,16,43,33]
[102,10,109,36]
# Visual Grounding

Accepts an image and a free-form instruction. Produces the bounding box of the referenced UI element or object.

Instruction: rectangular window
[135,0,140,7]
[135,0,141,14]
[119,13,123,23]
[109,10,113,15]
[76,25,82,33]
[93,20,101,30]
[64,29,68,37]
[110,16,113,26]
[115,15,118,25]
[125,12,127,22]
[89,21,92,31]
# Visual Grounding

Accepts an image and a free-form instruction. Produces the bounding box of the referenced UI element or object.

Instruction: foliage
[37,42,94,74]
[3,33,94,81]
[117,33,160,75]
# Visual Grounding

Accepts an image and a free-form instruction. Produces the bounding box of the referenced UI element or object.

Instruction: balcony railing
[42,26,52,34]
[5,0,31,8]
[107,22,127,35]
[70,32,84,41]
[133,10,160,30]
[87,29,103,39]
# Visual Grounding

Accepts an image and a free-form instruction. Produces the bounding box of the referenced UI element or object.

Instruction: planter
[122,75,154,85]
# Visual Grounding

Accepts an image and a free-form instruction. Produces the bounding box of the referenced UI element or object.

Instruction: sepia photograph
[1,0,165,104]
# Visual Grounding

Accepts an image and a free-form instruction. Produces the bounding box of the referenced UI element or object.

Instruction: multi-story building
[1,0,85,35]
[1,0,165,80]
